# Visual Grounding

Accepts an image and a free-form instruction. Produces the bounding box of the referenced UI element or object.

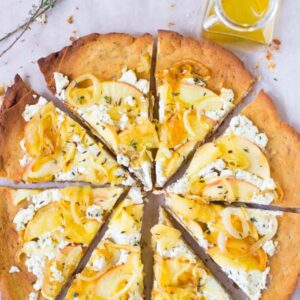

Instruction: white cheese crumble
[22,96,48,122]
[106,226,141,246]
[29,292,38,300]
[158,92,166,123]
[86,205,103,221]
[122,175,136,186]
[198,159,226,179]
[223,266,270,300]
[128,187,143,204]
[9,266,20,273]
[262,240,277,256]
[225,115,268,149]
[204,101,233,122]
[50,262,64,283]
[124,95,136,106]
[155,161,167,188]
[220,88,234,102]
[13,205,35,231]
[54,72,70,100]
[117,154,130,167]
[119,113,129,130]
[55,165,88,181]
[20,139,26,152]
[19,156,31,167]
[92,257,106,271]
[119,69,150,94]
[167,177,189,194]
[116,249,130,265]
[84,104,114,125]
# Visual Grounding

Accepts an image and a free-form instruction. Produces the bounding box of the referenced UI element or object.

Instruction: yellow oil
[202,0,275,44]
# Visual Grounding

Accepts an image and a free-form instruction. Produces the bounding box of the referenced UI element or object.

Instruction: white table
[0,0,299,298]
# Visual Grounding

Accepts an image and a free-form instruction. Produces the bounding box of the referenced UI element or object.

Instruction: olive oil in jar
[202,0,279,44]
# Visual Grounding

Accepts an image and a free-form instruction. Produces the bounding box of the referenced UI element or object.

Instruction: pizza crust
[156,30,255,103]
[38,33,153,94]
[242,91,300,208]
[0,75,37,181]
[0,188,37,300]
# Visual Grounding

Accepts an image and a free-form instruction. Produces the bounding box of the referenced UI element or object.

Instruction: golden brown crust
[0,188,36,300]
[38,33,154,94]
[263,212,300,300]
[0,76,37,180]
[156,30,255,103]
[242,91,300,208]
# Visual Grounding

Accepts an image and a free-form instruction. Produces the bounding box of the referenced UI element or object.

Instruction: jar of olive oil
[202,0,279,44]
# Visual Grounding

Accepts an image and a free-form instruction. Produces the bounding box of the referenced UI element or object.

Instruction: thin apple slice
[178,84,216,104]
[202,178,260,202]
[216,135,270,178]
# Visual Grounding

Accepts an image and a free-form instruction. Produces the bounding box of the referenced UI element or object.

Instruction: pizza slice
[168,91,300,208]
[151,207,231,299]
[0,186,124,300]
[165,193,300,300]
[65,187,144,299]
[154,30,255,188]
[38,33,159,190]
[0,75,134,186]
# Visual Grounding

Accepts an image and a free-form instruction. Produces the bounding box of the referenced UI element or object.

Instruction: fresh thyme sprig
[0,0,58,59]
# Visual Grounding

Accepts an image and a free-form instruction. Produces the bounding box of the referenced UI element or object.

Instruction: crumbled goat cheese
[106,226,141,245]
[117,154,130,167]
[220,88,234,102]
[19,155,31,167]
[223,266,270,300]
[50,262,64,283]
[122,175,136,186]
[128,187,144,204]
[155,162,167,188]
[54,72,69,100]
[85,104,114,125]
[262,240,277,256]
[20,139,26,152]
[86,205,103,221]
[198,159,226,179]
[124,95,136,106]
[13,205,35,231]
[115,168,126,177]
[30,189,61,210]
[55,165,87,181]
[119,114,129,130]
[22,97,48,122]
[9,266,20,273]
[226,115,268,149]
[119,69,150,94]
[204,101,233,122]
[251,192,274,205]
[29,292,38,300]
[93,257,106,271]
[36,13,47,24]
[167,177,189,194]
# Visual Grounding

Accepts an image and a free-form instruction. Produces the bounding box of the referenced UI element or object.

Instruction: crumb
[169,2,175,8]
[256,75,262,81]
[69,36,76,42]
[273,78,278,81]
[268,63,276,70]
[75,6,79,10]
[253,63,260,69]
[67,16,74,24]
[72,30,78,35]
[271,38,281,51]
[168,22,175,27]
[266,50,273,61]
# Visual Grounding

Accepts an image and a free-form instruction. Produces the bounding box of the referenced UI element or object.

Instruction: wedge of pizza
[65,187,144,299]
[0,186,124,300]
[154,30,255,188]
[38,33,159,190]
[151,207,231,299]
[165,193,300,300]
[0,75,134,186]
[168,91,300,208]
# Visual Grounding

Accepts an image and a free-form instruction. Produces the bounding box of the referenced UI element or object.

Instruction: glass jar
[202,0,279,44]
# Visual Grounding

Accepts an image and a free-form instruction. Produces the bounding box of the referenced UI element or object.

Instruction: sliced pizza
[154,30,255,188]
[38,33,159,190]
[65,187,144,299]
[168,91,300,208]
[165,193,300,300]
[151,207,231,299]
[0,75,134,186]
[0,185,124,300]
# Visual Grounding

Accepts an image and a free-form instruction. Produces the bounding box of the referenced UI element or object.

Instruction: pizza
[65,187,144,299]
[0,31,299,300]
[151,208,230,299]
[0,75,134,186]
[154,30,254,188]
[38,33,158,191]
[0,186,124,300]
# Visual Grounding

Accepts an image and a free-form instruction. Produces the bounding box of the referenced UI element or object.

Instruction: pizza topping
[117,154,130,167]
[54,72,69,100]
[22,96,48,122]
[225,115,268,149]
[86,205,103,221]
[50,261,64,283]
[29,292,38,300]
[128,187,144,204]
[9,266,20,273]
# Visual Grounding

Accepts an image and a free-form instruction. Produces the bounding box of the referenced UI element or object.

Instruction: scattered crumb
[266,50,276,70]
[36,13,47,24]
[67,15,74,24]
[167,22,175,27]
[75,6,79,10]
[69,36,76,42]
[271,38,281,51]
[169,2,175,8]
[253,63,260,69]
[273,78,278,81]
[268,63,276,70]
[266,50,273,61]
[72,30,78,35]
[256,75,262,81]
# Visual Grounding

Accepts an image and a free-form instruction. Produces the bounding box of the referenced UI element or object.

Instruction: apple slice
[216,135,270,178]
[177,84,216,104]
[202,178,259,202]
[186,143,221,177]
